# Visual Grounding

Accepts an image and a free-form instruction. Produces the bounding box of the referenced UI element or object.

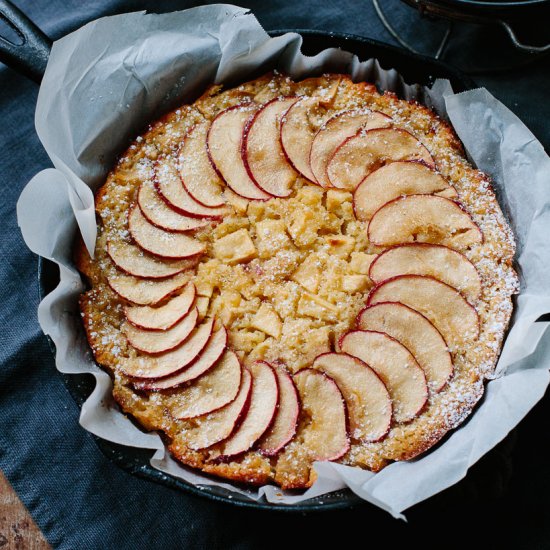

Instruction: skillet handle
[499,20,550,54]
[0,0,51,83]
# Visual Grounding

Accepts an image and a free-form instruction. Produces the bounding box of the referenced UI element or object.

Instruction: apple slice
[353,161,457,222]
[122,307,198,355]
[185,369,252,451]
[207,104,271,201]
[292,369,349,461]
[155,159,226,218]
[211,361,278,460]
[339,330,428,423]
[357,302,453,392]
[128,204,205,260]
[178,122,225,208]
[312,353,392,442]
[310,109,391,187]
[258,364,300,456]
[368,195,483,251]
[107,241,195,280]
[119,317,214,378]
[134,326,227,390]
[280,96,319,182]
[170,350,241,419]
[367,274,480,351]
[327,128,435,190]
[124,282,196,331]
[107,271,190,306]
[369,243,482,303]
[243,97,299,197]
[138,180,208,232]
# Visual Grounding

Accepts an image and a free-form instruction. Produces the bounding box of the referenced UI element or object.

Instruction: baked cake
[75,72,519,489]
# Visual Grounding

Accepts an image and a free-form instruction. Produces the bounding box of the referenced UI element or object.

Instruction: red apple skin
[124,288,196,332]
[279,97,317,184]
[178,123,226,209]
[313,352,392,443]
[134,327,229,391]
[368,242,482,302]
[338,329,428,421]
[212,361,279,463]
[206,104,270,201]
[137,182,209,234]
[185,367,254,452]
[120,318,215,379]
[367,194,484,246]
[352,158,438,220]
[365,274,481,339]
[294,368,351,461]
[241,97,298,198]
[106,241,190,281]
[258,364,300,457]
[309,108,392,188]
[326,127,436,189]
[153,175,223,221]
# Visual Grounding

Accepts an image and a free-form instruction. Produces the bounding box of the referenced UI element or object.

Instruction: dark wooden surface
[0,472,50,550]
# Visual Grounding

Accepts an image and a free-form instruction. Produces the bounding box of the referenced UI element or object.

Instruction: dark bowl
[38,30,475,512]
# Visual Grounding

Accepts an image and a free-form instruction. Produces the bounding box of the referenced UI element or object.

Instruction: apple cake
[75,72,519,489]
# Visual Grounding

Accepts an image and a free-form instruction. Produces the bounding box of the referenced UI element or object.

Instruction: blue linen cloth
[1,0,549,548]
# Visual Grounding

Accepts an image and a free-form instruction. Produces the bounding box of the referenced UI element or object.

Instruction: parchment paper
[16,4,550,518]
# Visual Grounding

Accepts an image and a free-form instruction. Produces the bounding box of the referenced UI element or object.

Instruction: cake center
[193,183,378,372]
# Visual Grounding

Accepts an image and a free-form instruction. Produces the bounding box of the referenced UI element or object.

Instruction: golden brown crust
[75,72,518,490]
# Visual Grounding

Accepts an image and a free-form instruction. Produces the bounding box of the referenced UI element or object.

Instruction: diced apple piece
[310,109,391,187]
[312,352,392,442]
[213,228,256,265]
[342,274,369,293]
[128,205,205,260]
[327,128,435,190]
[122,308,198,355]
[367,275,480,351]
[196,296,210,321]
[119,317,214,378]
[349,252,377,275]
[207,104,271,201]
[258,364,300,456]
[326,189,352,213]
[292,369,350,461]
[211,361,278,460]
[297,292,339,320]
[291,254,321,293]
[155,160,227,218]
[138,180,208,232]
[353,161,458,221]
[224,187,249,214]
[178,122,225,208]
[107,271,190,306]
[255,219,292,258]
[124,282,196,331]
[369,243,482,303]
[107,241,195,280]
[324,235,354,258]
[340,330,428,423]
[357,302,453,392]
[243,97,299,197]
[185,368,252,451]
[136,326,227,390]
[368,195,483,251]
[250,303,282,338]
[170,350,241,418]
[280,96,319,182]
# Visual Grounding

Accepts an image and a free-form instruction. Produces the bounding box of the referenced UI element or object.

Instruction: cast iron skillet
[2,0,477,511]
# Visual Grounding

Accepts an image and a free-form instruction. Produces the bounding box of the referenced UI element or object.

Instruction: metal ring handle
[0,0,51,82]
[499,19,550,53]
